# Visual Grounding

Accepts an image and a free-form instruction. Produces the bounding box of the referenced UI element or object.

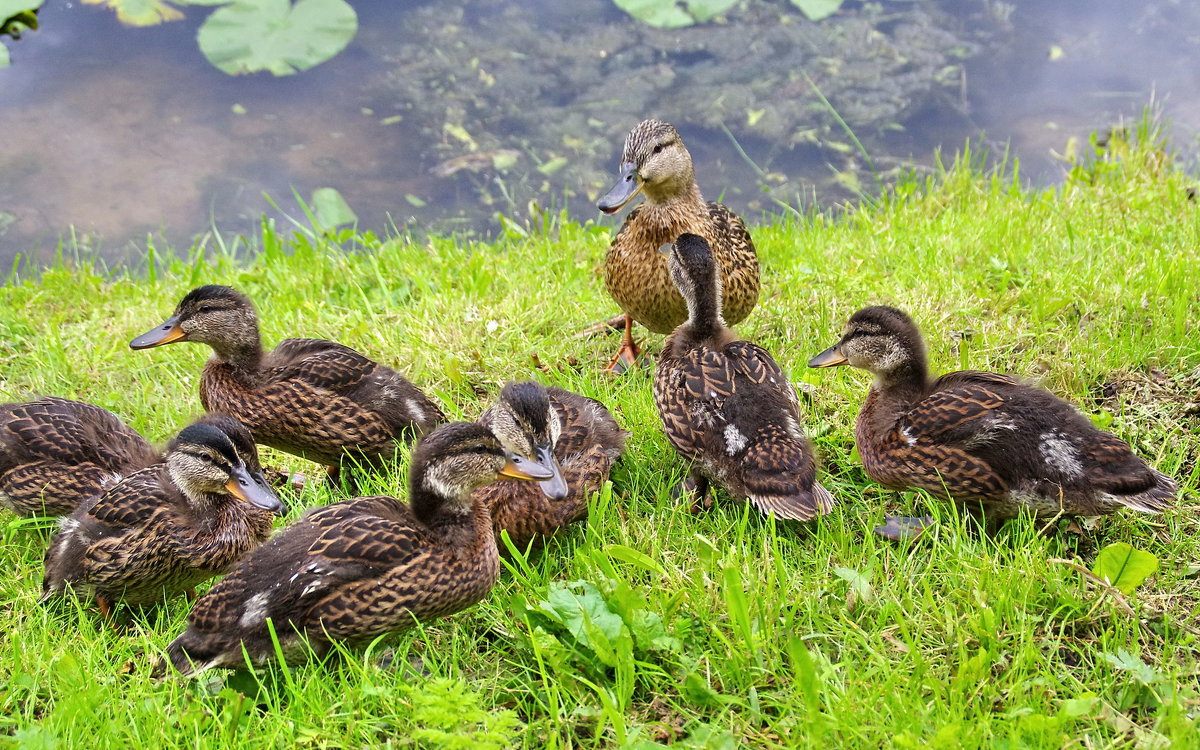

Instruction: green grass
[1,125,1197,748]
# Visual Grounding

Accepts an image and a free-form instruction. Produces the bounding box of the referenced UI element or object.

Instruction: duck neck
[871,359,930,405]
[679,271,727,346]
[209,325,264,373]
[644,178,703,209]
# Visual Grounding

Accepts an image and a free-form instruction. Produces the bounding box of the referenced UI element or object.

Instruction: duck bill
[597,162,642,214]
[226,465,284,513]
[130,316,187,349]
[534,444,569,500]
[498,454,554,482]
[808,346,849,368]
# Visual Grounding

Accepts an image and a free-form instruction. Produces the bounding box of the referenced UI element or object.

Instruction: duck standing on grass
[130,285,445,481]
[163,422,552,674]
[654,233,834,521]
[596,119,760,372]
[478,381,628,550]
[41,418,282,616]
[809,305,1179,536]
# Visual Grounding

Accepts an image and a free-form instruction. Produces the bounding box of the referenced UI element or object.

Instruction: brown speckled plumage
[131,285,445,470]
[0,398,159,517]
[809,306,1179,521]
[164,422,549,674]
[41,419,281,610]
[654,234,833,521]
[478,382,628,550]
[599,119,759,341]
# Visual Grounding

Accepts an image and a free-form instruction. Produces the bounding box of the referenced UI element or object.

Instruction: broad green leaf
[1091,542,1159,595]
[613,0,694,29]
[790,0,842,22]
[834,565,873,602]
[198,0,358,77]
[310,187,357,229]
[685,0,739,23]
[603,543,666,576]
[0,0,44,18]
[81,0,185,26]
[535,581,626,655]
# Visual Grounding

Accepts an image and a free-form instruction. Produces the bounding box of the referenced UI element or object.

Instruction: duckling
[654,234,834,521]
[596,119,760,372]
[478,381,628,550]
[808,306,1179,535]
[130,285,446,477]
[42,418,283,615]
[1,397,160,517]
[163,421,552,674]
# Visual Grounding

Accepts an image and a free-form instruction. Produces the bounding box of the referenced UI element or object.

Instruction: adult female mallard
[1,397,160,517]
[478,381,627,550]
[130,285,445,477]
[597,119,760,371]
[163,422,552,674]
[809,306,1179,535]
[41,418,282,615]
[654,234,833,521]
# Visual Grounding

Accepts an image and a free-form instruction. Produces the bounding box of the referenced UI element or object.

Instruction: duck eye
[196,304,216,314]
[652,143,664,154]
[853,326,866,337]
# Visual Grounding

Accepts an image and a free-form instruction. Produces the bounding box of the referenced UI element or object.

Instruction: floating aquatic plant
[77,0,358,76]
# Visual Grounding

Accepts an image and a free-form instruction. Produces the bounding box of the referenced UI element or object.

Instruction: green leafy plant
[78,0,357,76]
[612,0,739,29]
[0,0,42,67]
[1091,542,1159,595]
[197,0,357,76]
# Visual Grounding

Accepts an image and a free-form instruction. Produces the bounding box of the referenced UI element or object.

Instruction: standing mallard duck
[1,397,160,517]
[597,119,760,371]
[163,422,553,674]
[479,381,628,550]
[130,285,445,476]
[654,234,833,521]
[42,418,282,615]
[808,306,1179,535]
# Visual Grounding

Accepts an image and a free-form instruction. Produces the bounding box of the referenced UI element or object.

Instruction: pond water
[1,0,1197,269]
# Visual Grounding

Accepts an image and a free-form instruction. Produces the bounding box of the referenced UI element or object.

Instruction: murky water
[1,0,1196,269]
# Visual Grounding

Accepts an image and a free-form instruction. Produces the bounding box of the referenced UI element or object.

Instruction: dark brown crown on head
[498,382,552,444]
[621,119,683,166]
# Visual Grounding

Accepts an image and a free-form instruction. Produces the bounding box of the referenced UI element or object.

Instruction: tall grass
[1,124,1196,748]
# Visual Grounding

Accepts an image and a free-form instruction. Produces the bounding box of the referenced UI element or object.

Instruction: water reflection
[0,0,1195,269]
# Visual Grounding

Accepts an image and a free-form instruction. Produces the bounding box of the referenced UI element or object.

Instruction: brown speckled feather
[481,388,627,549]
[606,201,759,334]
[0,398,158,516]
[164,422,512,674]
[656,338,833,521]
[42,464,275,606]
[827,306,1179,521]
[201,338,444,467]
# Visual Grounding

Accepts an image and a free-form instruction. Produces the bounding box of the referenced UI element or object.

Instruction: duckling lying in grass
[42,417,282,616]
[130,285,445,480]
[654,234,834,521]
[596,119,760,372]
[809,305,1179,536]
[478,381,627,550]
[1,397,161,517]
[163,422,552,674]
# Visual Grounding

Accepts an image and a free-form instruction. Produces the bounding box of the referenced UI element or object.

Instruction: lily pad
[197,0,358,76]
[613,0,738,29]
[1091,542,1159,595]
[310,187,357,229]
[790,0,843,21]
[81,0,186,26]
